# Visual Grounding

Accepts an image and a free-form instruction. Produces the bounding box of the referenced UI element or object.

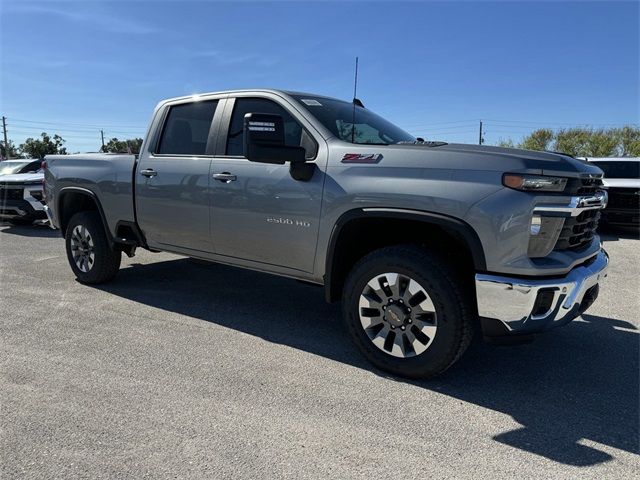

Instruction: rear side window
[226,98,309,157]
[157,100,218,155]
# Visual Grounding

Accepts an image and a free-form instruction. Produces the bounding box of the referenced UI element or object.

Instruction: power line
[8,117,145,129]
[401,119,478,128]
[483,119,638,127]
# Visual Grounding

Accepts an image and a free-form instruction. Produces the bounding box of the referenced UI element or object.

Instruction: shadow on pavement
[95,257,639,467]
[0,223,59,238]
[599,225,639,242]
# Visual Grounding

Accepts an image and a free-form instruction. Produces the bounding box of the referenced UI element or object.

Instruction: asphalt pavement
[1,223,638,479]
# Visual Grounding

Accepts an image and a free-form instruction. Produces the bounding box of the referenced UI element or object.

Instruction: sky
[0,0,638,153]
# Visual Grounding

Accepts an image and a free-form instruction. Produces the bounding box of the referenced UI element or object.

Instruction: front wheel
[342,245,474,379]
[65,211,121,284]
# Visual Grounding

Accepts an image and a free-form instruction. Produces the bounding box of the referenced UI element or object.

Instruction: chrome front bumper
[475,248,609,335]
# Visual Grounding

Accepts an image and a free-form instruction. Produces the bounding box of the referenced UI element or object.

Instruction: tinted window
[20,160,41,173]
[592,161,639,179]
[291,95,415,145]
[158,100,218,155]
[226,98,305,156]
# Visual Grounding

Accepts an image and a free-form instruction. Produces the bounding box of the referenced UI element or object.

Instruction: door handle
[140,168,157,178]
[213,172,237,183]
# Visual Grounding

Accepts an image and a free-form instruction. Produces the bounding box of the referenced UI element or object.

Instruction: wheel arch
[324,208,486,303]
[57,187,113,244]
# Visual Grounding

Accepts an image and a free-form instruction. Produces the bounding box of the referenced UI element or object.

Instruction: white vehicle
[0,169,46,225]
[584,157,639,227]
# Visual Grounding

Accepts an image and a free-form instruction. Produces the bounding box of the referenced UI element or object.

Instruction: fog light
[527,216,565,258]
[530,215,542,235]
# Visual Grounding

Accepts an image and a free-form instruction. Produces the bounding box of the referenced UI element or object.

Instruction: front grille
[0,187,24,201]
[566,176,604,195]
[555,209,600,251]
[607,188,640,210]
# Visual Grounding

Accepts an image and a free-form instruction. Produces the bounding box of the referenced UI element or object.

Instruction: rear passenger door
[135,97,222,253]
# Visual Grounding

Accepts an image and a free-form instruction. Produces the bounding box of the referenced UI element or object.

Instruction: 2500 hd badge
[267,217,312,228]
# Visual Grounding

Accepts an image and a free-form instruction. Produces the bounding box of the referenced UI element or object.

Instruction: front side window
[226,97,311,157]
[291,95,415,145]
[157,100,218,155]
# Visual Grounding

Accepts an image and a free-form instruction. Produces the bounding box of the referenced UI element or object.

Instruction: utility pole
[478,120,484,145]
[100,129,105,150]
[1,116,8,160]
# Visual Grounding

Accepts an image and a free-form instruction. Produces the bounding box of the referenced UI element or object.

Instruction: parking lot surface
[1,224,638,479]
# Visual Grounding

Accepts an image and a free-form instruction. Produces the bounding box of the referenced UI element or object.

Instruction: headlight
[503,174,567,192]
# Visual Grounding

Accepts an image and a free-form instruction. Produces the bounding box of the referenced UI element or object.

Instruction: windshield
[0,161,31,175]
[592,161,639,179]
[291,95,415,145]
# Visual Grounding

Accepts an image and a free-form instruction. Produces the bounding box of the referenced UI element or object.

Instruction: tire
[8,217,34,226]
[342,245,474,379]
[65,211,121,284]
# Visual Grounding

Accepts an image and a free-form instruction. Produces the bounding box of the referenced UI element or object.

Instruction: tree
[519,129,554,151]
[613,126,640,156]
[586,129,618,157]
[20,133,67,159]
[554,128,591,156]
[0,140,21,159]
[100,137,143,154]
[496,138,514,148]
[499,126,640,156]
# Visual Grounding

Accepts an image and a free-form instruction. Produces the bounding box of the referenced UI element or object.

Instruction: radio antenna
[351,56,359,144]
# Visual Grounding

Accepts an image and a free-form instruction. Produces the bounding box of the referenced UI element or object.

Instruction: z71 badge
[341,153,382,164]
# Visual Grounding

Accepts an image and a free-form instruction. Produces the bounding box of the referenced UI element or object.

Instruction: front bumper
[0,198,46,220]
[475,248,609,336]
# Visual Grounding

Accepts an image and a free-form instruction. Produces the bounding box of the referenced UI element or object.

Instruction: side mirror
[243,113,306,165]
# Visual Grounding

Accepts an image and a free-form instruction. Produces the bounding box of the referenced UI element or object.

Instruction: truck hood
[384,142,603,178]
[0,172,44,184]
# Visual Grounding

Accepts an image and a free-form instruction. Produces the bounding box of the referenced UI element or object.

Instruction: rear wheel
[65,211,121,284]
[342,245,474,379]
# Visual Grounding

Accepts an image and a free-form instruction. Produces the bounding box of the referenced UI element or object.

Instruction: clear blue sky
[1,0,638,152]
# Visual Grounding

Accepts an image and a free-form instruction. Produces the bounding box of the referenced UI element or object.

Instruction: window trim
[150,96,226,158]
[215,94,319,161]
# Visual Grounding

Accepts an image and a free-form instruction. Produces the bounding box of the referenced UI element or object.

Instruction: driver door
[209,95,325,273]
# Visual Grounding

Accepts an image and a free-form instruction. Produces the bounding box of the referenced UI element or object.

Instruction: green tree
[585,129,618,157]
[100,137,143,154]
[20,133,67,159]
[0,139,21,159]
[518,128,554,151]
[613,126,640,156]
[554,128,591,156]
[496,138,515,148]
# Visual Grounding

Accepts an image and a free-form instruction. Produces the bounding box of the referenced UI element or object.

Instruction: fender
[57,187,114,246]
[324,207,487,302]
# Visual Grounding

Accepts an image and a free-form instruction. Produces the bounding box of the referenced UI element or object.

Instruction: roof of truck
[159,89,345,104]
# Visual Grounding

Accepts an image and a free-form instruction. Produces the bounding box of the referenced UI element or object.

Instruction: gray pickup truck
[44,89,609,378]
